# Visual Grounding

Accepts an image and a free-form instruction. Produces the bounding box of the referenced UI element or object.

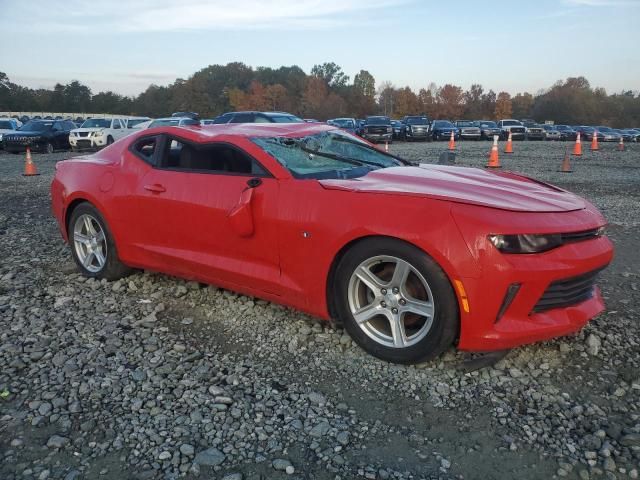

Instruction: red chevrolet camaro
[51,122,613,363]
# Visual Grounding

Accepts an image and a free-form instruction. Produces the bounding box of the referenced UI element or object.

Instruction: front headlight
[92,130,104,137]
[488,233,563,253]
[386,127,392,133]
[0,134,3,141]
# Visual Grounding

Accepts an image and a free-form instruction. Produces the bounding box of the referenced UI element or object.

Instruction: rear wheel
[68,203,131,280]
[334,238,459,364]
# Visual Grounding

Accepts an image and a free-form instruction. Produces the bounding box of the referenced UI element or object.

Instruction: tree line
[1,64,639,127]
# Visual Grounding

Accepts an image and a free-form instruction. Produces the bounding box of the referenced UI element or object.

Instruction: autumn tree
[437,84,464,119]
[311,62,349,88]
[494,91,513,119]
[511,92,534,119]
[354,70,375,98]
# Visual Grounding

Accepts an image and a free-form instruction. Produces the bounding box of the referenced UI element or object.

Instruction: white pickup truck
[497,119,526,140]
[69,118,128,151]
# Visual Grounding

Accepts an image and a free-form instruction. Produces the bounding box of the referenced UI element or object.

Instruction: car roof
[150,122,336,140]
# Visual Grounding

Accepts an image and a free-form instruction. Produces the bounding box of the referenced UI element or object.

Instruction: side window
[254,115,271,123]
[53,121,63,131]
[112,119,122,129]
[132,136,158,165]
[162,138,268,176]
[230,113,254,123]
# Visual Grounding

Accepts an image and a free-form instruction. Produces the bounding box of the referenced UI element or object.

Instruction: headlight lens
[386,127,392,133]
[92,130,103,137]
[488,233,563,254]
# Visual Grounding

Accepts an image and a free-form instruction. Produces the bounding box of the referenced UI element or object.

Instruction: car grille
[367,126,388,134]
[532,267,605,313]
[510,127,526,134]
[461,129,479,134]
[76,140,93,148]
[78,132,90,137]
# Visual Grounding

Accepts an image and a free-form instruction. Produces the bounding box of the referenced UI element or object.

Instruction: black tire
[333,238,459,364]
[106,136,114,145]
[68,203,131,281]
[45,142,54,154]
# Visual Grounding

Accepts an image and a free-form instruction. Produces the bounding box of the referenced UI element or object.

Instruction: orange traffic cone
[22,147,39,176]
[504,131,513,154]
[572,132,582,156]
[558,149,572,173]
[486,135,501,168]
[384,141,389,152]
[617,136,625,152]
[591,130,599,151]
[448,130,456,151]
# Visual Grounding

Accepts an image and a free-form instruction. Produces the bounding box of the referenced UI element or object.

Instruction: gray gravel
[0,141,639,480]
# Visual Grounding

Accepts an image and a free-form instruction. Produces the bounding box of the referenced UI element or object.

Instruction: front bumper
[3,140,46,153]
[450,204,614,351]
[363,133,392,142]
[70,135,108,149]
[460,132,481,140]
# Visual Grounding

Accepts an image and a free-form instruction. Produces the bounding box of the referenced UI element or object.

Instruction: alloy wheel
[73,214,107,273]
[347,255,435,348]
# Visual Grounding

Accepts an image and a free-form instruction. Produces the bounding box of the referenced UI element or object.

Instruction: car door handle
[144,184,166,193]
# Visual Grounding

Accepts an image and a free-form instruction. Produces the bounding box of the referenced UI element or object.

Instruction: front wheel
[68,203,131,280]
[334,238,459,364]
[45,142,54,154]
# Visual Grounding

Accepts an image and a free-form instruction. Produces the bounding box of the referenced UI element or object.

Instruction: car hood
[72,128,105,133]
[319,165,585,212]
[0,129,18,134]
[6,131,48,137]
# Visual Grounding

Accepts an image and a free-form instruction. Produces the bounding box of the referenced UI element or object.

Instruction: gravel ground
[0,140,639,480]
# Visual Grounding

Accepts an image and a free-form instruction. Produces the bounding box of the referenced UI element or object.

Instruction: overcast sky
[1,0,638,96]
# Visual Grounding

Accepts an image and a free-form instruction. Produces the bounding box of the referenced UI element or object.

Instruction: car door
[128,134,282,295]
[52,121,65,148]
[111,119,125,140]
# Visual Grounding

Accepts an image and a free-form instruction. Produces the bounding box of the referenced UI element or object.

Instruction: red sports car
[51,123,613,364]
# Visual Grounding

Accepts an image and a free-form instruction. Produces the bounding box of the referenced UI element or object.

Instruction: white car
[69,118,128,150]
[148,117,200,128]
[0,118,20,147]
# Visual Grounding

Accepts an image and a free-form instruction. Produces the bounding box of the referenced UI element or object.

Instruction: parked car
[70,118,129,151]
[212,111,303,124]
[148,117,201,128]
[356,119,366,136]
[430,120,459,141]
[541,124,561,141]
[0,118,21,148]
[574,126,604,142]
[620,129,640,142]
[595,126,621,142]
[304,119,320,123]
[3,119,75,153]
[50,122,614,364]
[497,119,526,140]
[525,124,546,141]
[612,129,634,142]
[201,119,217,125]
[401,115,430,141]
[454,120,481,140]
[554,125,577,141]
[361,116,393,143]
[126,117,151,129]
[127,119,153,132]
[477,120,502,140]
[327,118,358,135]
[390,120,403,139]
